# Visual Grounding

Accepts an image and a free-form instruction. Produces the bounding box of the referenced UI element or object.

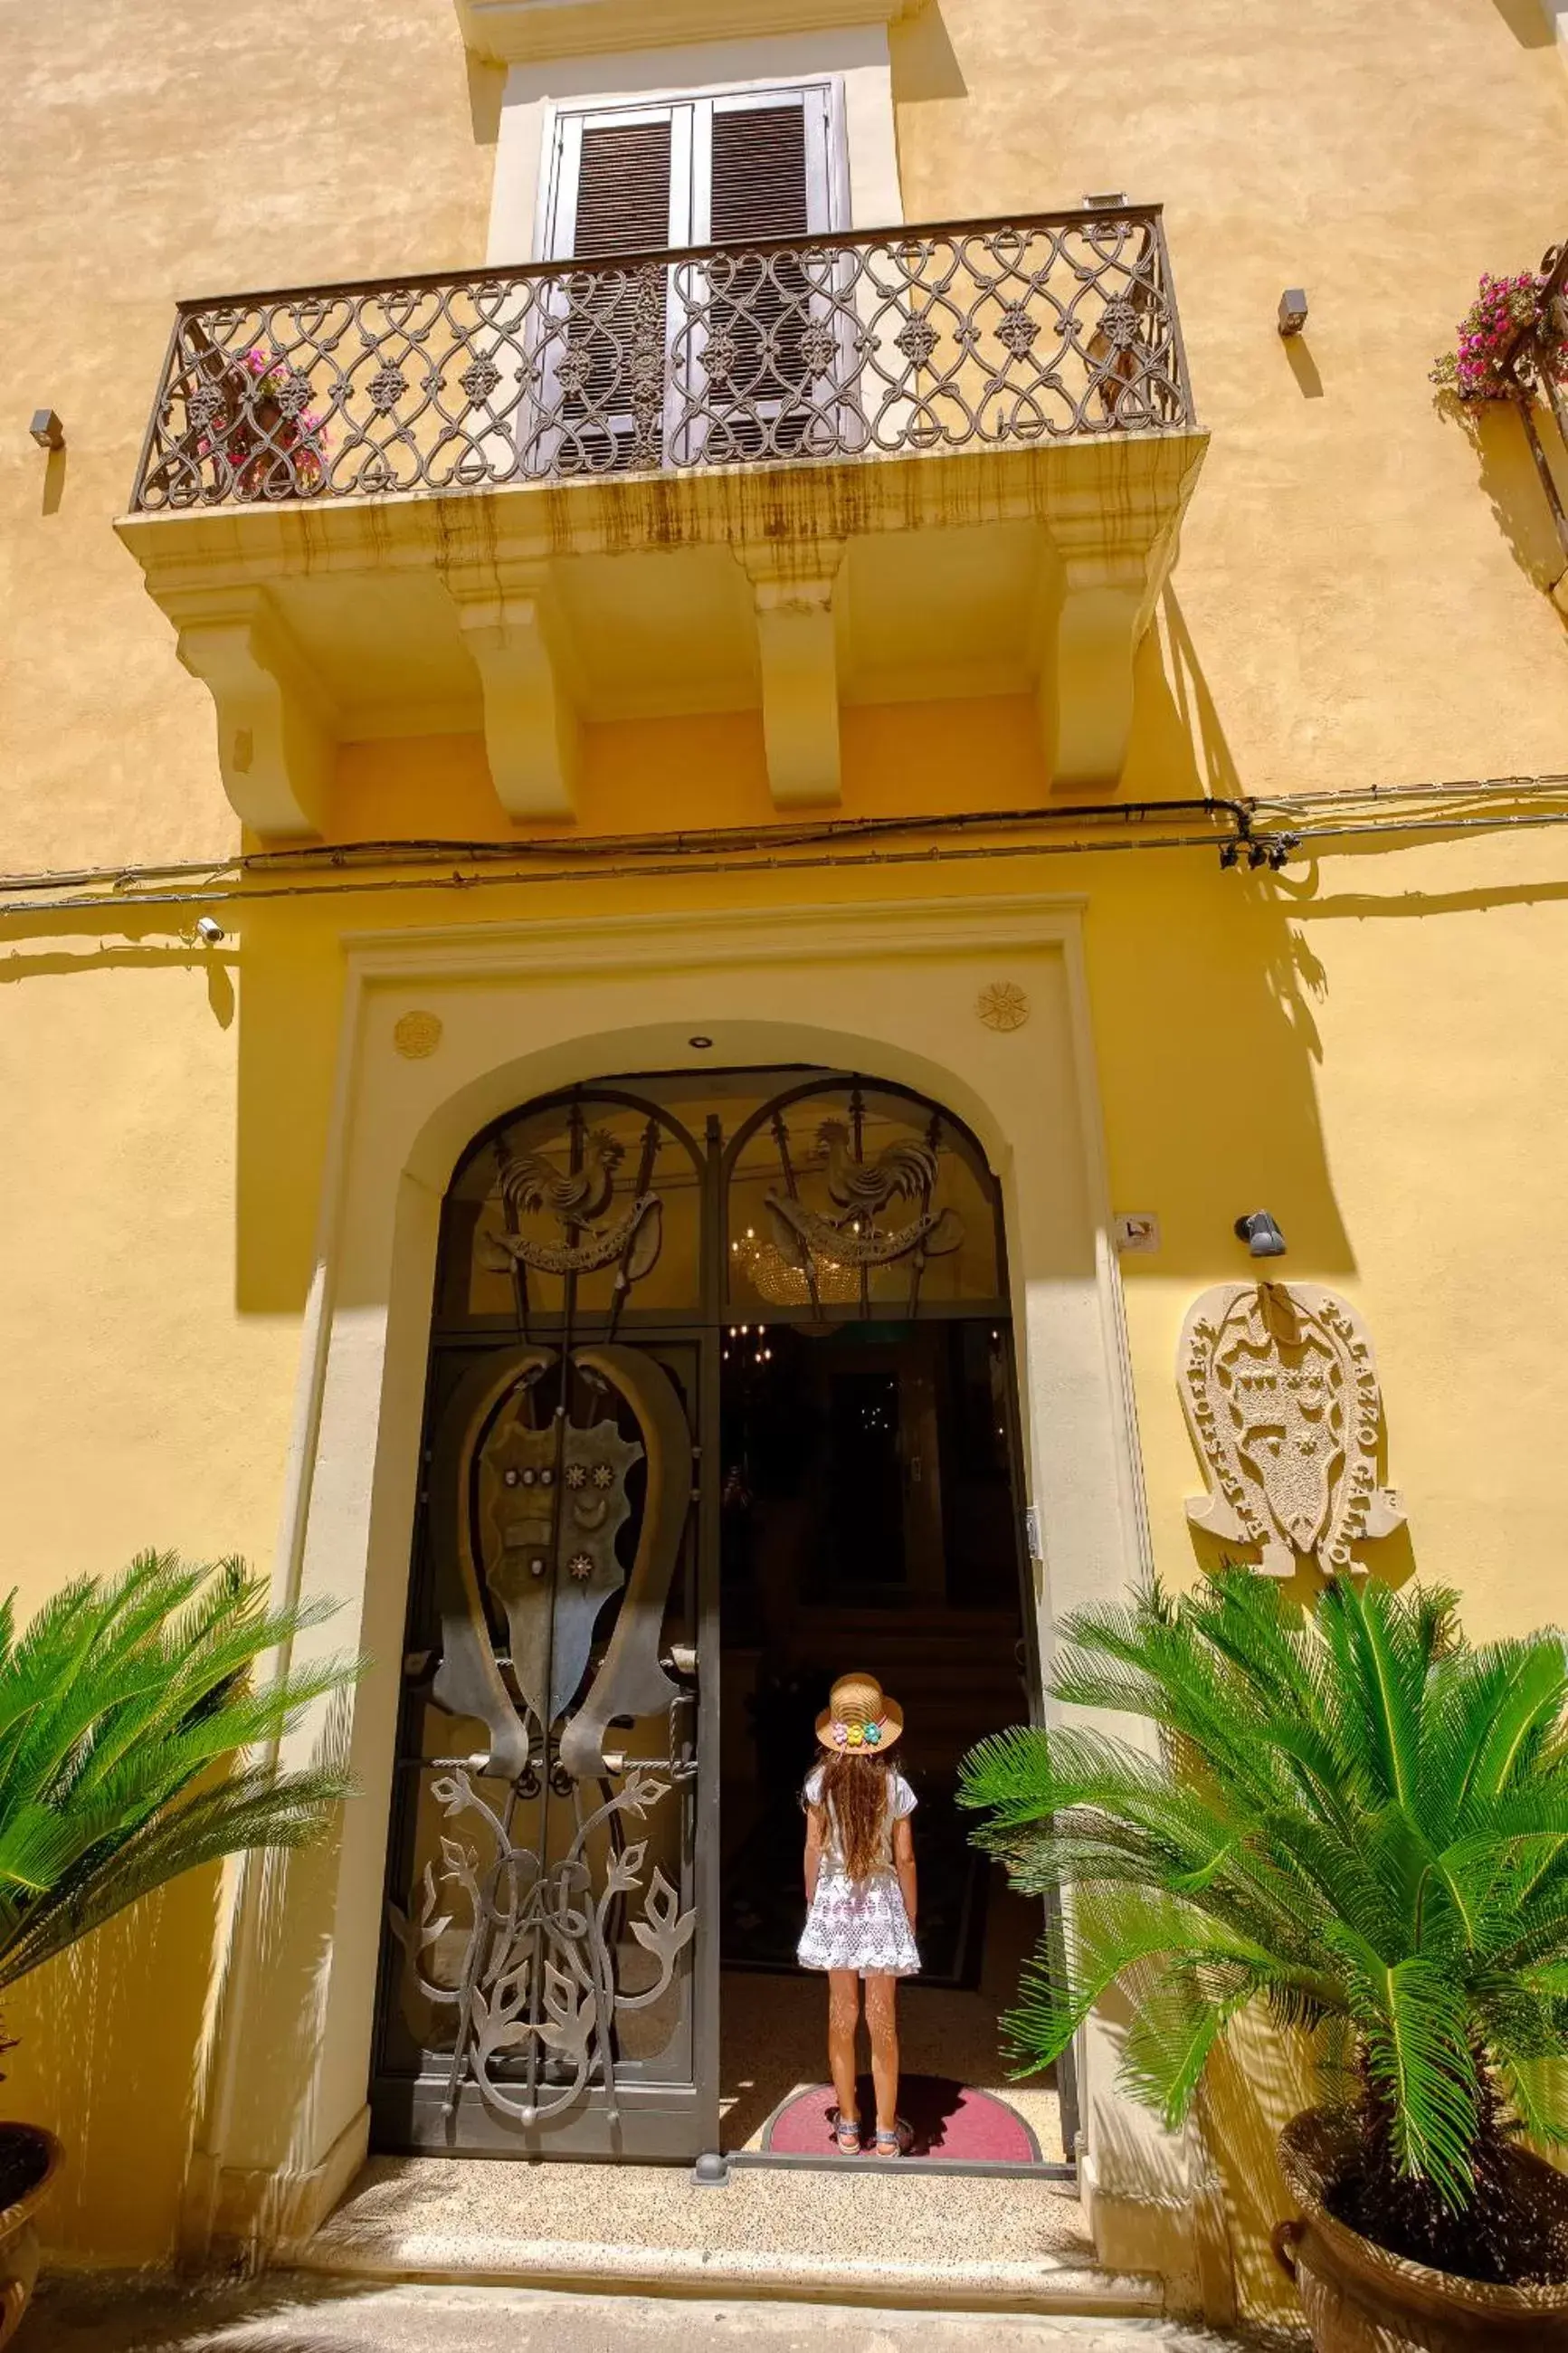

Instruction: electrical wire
[5,774,1568,925]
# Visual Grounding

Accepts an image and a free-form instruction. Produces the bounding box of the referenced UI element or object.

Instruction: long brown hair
[816,1748,896,1881]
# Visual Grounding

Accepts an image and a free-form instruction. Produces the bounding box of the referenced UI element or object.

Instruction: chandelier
[730,1224,859,1307]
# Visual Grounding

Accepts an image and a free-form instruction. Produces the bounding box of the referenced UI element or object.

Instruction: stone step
[295,2157,1163,2319]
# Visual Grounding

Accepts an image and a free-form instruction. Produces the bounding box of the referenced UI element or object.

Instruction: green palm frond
[1117,1964,1251,2130]
[1326,1938,1480,2207]
[0,1552,359,2001]
[961,1567,1568,2224]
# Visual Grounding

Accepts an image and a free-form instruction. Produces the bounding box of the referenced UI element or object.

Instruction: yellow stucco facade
[4,0,1568,2320]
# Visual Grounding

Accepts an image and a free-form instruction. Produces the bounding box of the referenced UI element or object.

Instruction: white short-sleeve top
[804,1763,917,1878]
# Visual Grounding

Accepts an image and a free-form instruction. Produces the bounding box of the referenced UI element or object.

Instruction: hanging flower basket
[191,344,329,498]
[1431,268,1568,405]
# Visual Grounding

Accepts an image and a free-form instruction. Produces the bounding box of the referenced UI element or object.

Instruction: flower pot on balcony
[182,344,328,503]
[0,2124,62,2348]
[1273,2108,1568,2353]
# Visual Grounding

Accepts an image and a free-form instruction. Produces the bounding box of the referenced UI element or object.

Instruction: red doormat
[761,2073,1041,2163]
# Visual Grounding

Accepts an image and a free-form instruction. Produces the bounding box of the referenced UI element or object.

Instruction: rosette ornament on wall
[1180,1281,1405,1579]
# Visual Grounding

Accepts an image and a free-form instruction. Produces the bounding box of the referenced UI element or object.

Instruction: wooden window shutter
[708,103,811,245]
[546,111,680,468]
[537,87,840,467]
[698,96,832,459]
[570,119,675,259]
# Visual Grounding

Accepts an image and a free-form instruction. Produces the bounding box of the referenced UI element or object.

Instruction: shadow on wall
[1489,0,1557,46]
[889,2,969,104]
[0,1653,359,2271]
[1108,585,1350,1288]
[1281,335,1325,402]
[0,927,234,1029]
[1078,595,1463,2320]
[1201,2009,1321,2322]
[1112,595,1438,1615]
[466,52,503,148]
[1440,392,1568,599]
[0,907,299,1324]
[2,1866,222,2266]
[234,897,353,1318]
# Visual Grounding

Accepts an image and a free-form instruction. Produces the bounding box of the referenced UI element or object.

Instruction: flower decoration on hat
[816,1671,904,1754]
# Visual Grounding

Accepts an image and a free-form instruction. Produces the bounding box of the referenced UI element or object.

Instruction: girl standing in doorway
[797,1672,920,2156]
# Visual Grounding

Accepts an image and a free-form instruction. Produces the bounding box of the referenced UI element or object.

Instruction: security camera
[195,915,225,946]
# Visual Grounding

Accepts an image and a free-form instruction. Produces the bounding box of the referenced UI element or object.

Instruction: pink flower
[1432,264,1560,402]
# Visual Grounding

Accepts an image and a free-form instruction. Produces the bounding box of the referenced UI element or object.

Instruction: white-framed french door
[526,81,850,477]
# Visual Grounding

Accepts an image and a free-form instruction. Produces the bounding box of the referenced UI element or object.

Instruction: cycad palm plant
[959,1569,1568,2286]
[0,1549,355,2006]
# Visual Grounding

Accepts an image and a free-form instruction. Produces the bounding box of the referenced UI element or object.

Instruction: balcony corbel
[165,586,335,840]
[738,543,846,811]
[1036,499,1183,794]
[446,561,581,822]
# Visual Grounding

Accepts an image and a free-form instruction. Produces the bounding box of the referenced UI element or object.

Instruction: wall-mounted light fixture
[1278,290,1309,338]
[688,1035,713,1051]
[1234,1210,1288,1258]
[1083,189,1127,210]
[29,409,64,451]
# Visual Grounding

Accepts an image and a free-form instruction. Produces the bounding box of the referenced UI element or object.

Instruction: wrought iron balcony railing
[1496,235,1568,585]
[128,206,1195,515]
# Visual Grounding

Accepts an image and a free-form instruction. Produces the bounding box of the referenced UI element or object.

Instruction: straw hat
[815,1671,904,1754]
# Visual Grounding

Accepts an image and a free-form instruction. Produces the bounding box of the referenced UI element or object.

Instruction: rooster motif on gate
[764,1115,964,1273]
[478,1127,663,1284]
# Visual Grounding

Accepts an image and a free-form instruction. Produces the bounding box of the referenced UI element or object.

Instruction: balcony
[117,209,1207,836]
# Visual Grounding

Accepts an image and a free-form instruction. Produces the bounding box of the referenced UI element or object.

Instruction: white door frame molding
[183,885,1185,2279]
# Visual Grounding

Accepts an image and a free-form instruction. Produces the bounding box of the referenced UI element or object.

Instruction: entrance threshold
[727,2148,1077,2182]
[295,2155,1162,2320]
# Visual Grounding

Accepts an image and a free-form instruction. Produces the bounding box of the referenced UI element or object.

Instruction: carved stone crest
[1180,1281,1404,1579]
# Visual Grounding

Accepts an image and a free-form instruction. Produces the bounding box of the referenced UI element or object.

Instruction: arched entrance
[370,1065,1039,2163]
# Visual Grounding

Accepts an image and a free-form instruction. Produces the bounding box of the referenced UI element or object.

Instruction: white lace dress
[796,1765,921,1977]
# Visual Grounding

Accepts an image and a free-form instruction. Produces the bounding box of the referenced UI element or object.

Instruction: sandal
[833,2110,862,2154]
[874,2119,912,2158]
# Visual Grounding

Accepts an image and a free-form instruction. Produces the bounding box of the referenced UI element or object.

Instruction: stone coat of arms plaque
[1180,1280,1405,1578]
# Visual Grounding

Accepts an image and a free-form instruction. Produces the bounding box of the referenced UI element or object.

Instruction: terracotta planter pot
[1274,2107,1568,2351]
[0,2124,62,2348]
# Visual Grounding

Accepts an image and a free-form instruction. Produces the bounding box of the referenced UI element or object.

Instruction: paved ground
[24,2276,1307,2353]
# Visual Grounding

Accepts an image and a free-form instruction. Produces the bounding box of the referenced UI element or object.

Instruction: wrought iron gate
[370,1069,1017,2160]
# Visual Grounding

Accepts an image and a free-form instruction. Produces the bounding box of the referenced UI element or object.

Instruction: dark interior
[716,1315,1060,2158]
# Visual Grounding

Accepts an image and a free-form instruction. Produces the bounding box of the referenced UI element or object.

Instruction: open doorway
[370,1062,1061,2168]
[717,1314,1063,2166]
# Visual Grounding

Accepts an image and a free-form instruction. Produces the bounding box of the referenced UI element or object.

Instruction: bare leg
[827,1970,861,2125]
[864,1972,900,2142]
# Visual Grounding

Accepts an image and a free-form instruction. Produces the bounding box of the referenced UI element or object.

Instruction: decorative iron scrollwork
[477,1121,665,1306]
[131,207,1195,512]
[765,1191,960,1272]
[764,1117,963,1273]
[428,1346,552,1785]
[559,1346,687,1781]
[387,1071,1009,2148]
[389,1765,695,2128]
[413,1328,696,2132]
[746,1100,966,1314]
